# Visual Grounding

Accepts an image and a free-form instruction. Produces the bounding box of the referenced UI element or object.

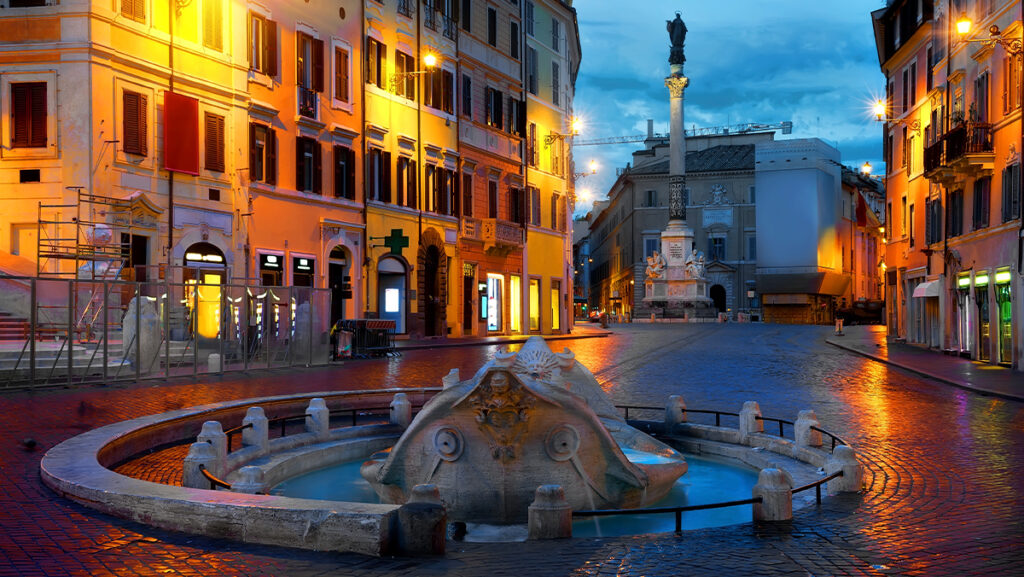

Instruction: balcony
[424,10,438,32]
[480,218,523,255]
[397,0,412,18]
[923,121,994,184]
[460,217,481,241]
[441,13,458,41]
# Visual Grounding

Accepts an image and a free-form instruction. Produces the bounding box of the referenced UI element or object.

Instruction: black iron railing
[224,404,422,451]
[573,496,764,534]
[298,85,317,118]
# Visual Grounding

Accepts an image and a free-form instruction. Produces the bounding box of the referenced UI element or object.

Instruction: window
[908,203,915,247]
[975,72,989,122]
[526,47,537,95]
[510,187,525,225]
[1002,164,1021,222]
[908,61,916,109]
[249,123,276,185]
[550,193,559,230]
[529,186,540,225]
[334,46,350,102]
[973,177,990,230]
[1004,54,1022,114]
[747,235,757,260]
[366,38,386,89]
[551,62,560,106]
[461,0,470,31]
[926,197,943,244]
[122,90,147,156]
[551,18,559,52]
[527,123,537,167]
[709,237,725,261]
[10,0,47,6]
[509,21,519,59]
[368,148,391,202]
[529,278,540,331]
[121,0,144,22]
[203,112,225,172]
[296,33,324,91]
[425,165,436,211]
[550,281,560,331]
[486,87,503,129]
[248,13,278,76]
[202,0,223,51]
[645,190,657,207]
[487,8,497,47]
[885,202,892,239]
[295,136,321,194]
[507,97,525,137]
[488,180,498,218]
[749,185,756,204]
[395,51,416,99]
[10,82,46,148]
[525,1,534,35]
[901,68,909,113]
[926,46,933,91]
[333,145,355,200]
[424,68,454,114]
[901,195,907,236]
[462,74,472,118]
[947,189,964,237]
[549,137,563,176]
[901,126,908,167]
[462,172,473,217]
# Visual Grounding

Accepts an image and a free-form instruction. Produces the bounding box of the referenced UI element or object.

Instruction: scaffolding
[37,188,134,279]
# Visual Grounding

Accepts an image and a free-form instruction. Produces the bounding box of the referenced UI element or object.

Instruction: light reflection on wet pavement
[3,323,1023,576]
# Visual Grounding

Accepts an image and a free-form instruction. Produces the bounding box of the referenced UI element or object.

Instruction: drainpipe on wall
[360,3,370,317]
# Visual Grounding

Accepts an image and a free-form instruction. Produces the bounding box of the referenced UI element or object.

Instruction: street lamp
[546,115,583,146]
[573,159,598,181]
[872,99,921,132]
[390,52,440,94]
[955,13,1022,55]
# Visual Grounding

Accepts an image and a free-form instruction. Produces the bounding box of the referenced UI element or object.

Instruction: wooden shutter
[346,148,356,200]
[11,84,30,148]
[333,145,343,198]
[313,38,325,93]
[296,138,306,191]
[204,113,225,172]
[382,151,392,203]
[249,123,259,181]
[407,160,417,208]
[312,141,322,194]
[266,129,277,185]
[496,91,504,131]
[265,20,278,77]
[123,91,147,156]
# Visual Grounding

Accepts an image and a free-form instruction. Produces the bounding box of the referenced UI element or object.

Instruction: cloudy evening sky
[572,0,886,215]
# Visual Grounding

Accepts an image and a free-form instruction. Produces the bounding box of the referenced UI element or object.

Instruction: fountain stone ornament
[361,337,688,524]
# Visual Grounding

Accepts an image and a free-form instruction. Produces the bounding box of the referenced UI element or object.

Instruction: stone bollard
[207,353,222,373]
[794,410,822,448]
[390,393,412,429]
[182,441,219,489]
[241,407,269,453]
[441,368,460,389]
[752,467,793,522]
[738,401,763,442]
[232,466,265,494]
[197,421,228,477]
[528,485,572,540]
[305,398,330,439]
[664,395,687,433]
[396,484,447,555]
[826,445,864,494]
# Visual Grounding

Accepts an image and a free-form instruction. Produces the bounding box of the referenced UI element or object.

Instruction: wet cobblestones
[2,323,1023,576]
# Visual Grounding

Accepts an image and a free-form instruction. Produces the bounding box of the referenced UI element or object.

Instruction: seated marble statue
[645,250,667,280]
[685,248,705,280]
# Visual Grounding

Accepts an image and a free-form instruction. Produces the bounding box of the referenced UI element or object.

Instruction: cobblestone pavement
[3,324,1024,576]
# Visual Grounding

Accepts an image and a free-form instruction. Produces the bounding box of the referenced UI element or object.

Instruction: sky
[571,0,887,216]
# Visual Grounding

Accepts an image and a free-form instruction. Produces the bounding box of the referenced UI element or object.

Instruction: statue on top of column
[667,13,687,66]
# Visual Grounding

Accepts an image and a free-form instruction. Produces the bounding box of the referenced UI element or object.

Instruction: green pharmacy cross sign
[372,228,410,256]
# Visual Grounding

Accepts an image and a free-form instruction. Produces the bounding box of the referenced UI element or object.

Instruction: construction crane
[573,121,793,146]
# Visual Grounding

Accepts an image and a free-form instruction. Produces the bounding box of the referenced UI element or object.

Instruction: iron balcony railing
[924,121,993,174]
[397,0,412,17]
[298,85,317,119]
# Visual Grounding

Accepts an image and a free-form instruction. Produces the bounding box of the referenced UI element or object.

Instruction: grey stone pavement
[2,323,1024,576]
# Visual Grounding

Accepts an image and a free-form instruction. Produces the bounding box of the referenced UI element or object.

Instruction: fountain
[360,337,688,524]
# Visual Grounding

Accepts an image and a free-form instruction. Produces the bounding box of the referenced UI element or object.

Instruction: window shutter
[313,38,325,93]
[266,129,277,185]
[442,70,453,114]
[28,83,46,147]
[382,151,392,203]
[346,148,356,199]
[453,169,460,216]
[296,138,305,191]
[497,91,503,130]
[204,113,225,172]
[123,91,147,156]
[408,160,417,208]
[266,20,278,77]
[249,124,259,181]
[11,84,29,148]
[333,145,343,198]
[313,141,322,194]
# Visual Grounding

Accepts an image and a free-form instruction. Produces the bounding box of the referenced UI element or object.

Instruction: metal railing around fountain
[224,404,426,451]
[574,404,853,532]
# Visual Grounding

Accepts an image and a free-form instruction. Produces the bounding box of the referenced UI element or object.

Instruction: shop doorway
[462,263,475,335]
[378,257,406,334]
[423,245,442,337]
[328,246,350,327]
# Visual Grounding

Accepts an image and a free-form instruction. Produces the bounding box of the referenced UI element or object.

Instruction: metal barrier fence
[0,276,331,389]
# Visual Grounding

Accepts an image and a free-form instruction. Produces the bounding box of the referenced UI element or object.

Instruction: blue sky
[571,0,886,215]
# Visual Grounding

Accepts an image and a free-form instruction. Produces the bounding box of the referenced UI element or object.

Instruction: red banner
[855,192,868,227]
[164,91,199,175]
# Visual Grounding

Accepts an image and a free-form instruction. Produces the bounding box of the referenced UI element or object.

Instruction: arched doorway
[183,242,226,285]
[182,242,227,340]
[423,245,442,337]
[377,257,407,334]
[710,284,727,314]
[328,245,350,327]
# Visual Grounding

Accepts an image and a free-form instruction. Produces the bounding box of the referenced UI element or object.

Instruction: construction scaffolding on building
[36,189,134,280]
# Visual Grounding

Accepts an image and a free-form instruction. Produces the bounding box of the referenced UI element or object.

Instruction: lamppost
[389,52,439,94]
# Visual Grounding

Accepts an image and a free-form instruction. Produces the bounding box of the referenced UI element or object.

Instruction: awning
[912,280,941,298]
